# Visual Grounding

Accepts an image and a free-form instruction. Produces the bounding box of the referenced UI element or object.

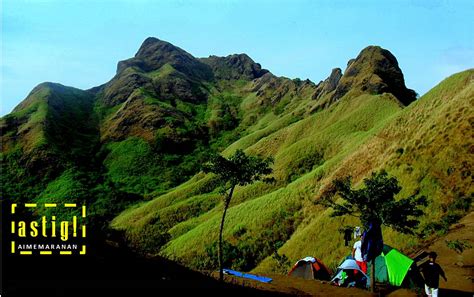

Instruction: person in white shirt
[352,234,367,273]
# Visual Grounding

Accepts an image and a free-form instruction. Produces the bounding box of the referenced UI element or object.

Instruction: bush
[287,151,324,183]
[422,214,463,237]
[192,241,238,270]
[272,251,291,274]
[445,239,472,254]
[447,194,472,212]
[128,223,171,255]
[422,194,472,238]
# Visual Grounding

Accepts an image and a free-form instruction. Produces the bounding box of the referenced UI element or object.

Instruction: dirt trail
[221,273,375,296]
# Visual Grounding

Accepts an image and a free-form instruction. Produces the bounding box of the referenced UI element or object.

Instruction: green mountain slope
[255,69,474,272]
[112,69,472,272]
[1,82,97,202]
[2,37,471,275]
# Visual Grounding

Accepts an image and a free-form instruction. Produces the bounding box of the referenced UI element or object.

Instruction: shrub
[272,251,291,274]
[128,223,171,255]
[286,151,324,183]
[421,213,463,237]
[424,194,473,237]
[445,239,472,254]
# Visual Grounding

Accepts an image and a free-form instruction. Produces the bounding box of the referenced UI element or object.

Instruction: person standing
[352,234,367,273]
[344,227,353,247]
[420,252,447,297]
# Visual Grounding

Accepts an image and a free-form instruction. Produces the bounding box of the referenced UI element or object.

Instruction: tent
[288,257,332,280]
[333,245,423,288]
[366,245,416,287]
[331,259,368,288]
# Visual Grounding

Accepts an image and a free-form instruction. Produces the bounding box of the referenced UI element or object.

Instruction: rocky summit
[332,46,417,105]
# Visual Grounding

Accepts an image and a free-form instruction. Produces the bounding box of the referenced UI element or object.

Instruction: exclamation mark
[73,216,77,237]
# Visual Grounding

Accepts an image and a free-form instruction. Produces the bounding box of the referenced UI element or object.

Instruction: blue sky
[1,0,473,115]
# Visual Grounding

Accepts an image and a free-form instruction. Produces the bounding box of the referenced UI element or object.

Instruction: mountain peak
[134,37,184,59]
[332,45,417,105]
[116,37,213,81]
[201,53,269,80]
[117,37,270,83]
[12,82,86,113]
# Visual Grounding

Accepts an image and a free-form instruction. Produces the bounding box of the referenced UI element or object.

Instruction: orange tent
[288,257,332,280]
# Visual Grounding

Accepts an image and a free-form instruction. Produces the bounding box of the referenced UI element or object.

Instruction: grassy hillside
[112,69,473,273]
[1,38,317,232]
[1,83,98,203]
[2,37,470,279]
[259,69,472,270]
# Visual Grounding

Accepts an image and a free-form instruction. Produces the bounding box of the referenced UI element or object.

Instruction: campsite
[214,214,474,297]
[5,212,472,296]
[208,212,473,296]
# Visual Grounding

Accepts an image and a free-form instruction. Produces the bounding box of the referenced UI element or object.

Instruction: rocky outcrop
[101,72,152,106]
[312,68,342,100]
[331,46,417,105]
[201,54,269,80]
[247,73,316,110]
[117,37,213,81]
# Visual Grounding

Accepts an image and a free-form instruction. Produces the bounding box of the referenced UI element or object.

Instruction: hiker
[361,221,383,263]
[352,233,367,274]
[420,252,447,297]
[343,227,352,246]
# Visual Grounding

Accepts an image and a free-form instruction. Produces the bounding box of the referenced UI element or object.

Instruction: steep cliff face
[312,68,342,100]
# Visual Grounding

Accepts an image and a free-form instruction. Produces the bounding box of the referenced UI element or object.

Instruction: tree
[321,170,426,291]
[203,149,274,282]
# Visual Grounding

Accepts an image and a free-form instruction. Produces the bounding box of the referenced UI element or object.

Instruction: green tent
[367,245,414,286]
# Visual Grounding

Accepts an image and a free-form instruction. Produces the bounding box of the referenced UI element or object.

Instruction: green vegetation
[104,137,161,194]
[2,37,472,281]
[445,239,472,254]
[322,170,427,234]
[112,69,473,275]
[421,194,472,237]
[203,149,274,280]
[321,170,427,291]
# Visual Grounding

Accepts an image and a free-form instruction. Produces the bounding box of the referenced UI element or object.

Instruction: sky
[1,0,473,115]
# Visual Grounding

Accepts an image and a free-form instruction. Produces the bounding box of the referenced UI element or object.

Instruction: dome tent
[367,245,420,287]
[331,258,368,288]
[288,257,332,280]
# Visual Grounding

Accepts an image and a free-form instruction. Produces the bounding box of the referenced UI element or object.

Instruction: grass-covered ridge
[1,83,98,203]
[111,89,403,265]
[257,69,474,272]
[112,69,473,273]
